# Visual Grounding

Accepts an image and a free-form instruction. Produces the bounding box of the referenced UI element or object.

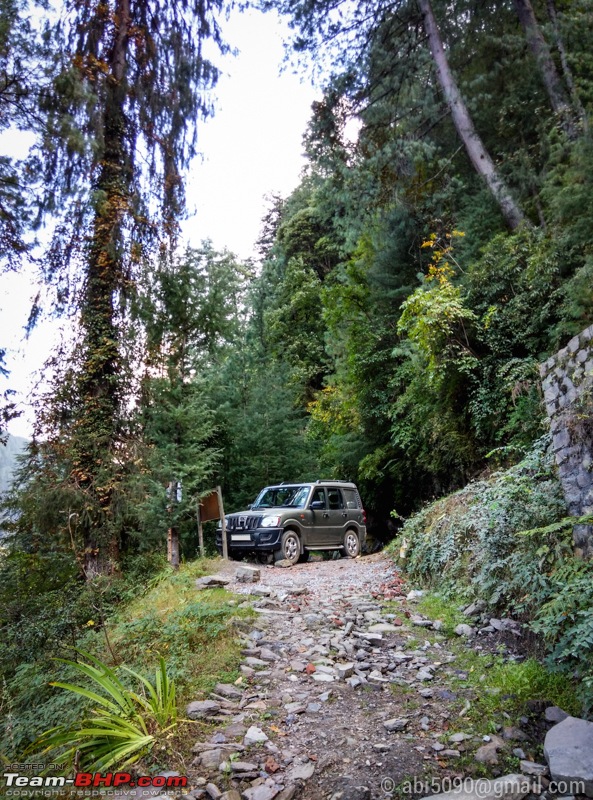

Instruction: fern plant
[36,650,178,771]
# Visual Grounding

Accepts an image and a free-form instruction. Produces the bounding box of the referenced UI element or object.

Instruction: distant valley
[0,434,28,498]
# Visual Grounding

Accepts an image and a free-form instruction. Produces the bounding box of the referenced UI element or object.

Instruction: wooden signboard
[197,486,227,559]
[199,489,222,522]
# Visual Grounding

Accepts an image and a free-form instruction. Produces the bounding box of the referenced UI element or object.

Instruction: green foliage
[264,257,328,399]
[396,439,593,713]
[0,543,166,677]
[0,558,250,758]
[398,277,477,377]
[398,233,478,377]
[216,357,319,511]
[415,592,466,637]
[36,651,177,771]
[136,375,220,555]
[245,0,593,523]
[449,651,579,729]
[15,0,232,577]
[106,561,252,696]
[531,558,593,714]
[395,438,567,612]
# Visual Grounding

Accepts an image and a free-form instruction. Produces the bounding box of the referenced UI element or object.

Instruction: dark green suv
[216,481,367,565]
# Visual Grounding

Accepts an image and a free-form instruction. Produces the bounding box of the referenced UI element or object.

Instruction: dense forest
[1,0,593,765]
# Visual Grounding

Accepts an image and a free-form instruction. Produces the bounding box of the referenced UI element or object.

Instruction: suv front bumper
[215,527,284,555]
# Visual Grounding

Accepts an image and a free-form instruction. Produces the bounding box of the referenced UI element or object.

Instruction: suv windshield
[252,485,310,509]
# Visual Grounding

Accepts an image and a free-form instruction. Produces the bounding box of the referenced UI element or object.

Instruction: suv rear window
[342,488,360,509]
[327,487,343,509]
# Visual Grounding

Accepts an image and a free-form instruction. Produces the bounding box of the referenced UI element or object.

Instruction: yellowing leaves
[420,230,465,287]
[398,230,477,376]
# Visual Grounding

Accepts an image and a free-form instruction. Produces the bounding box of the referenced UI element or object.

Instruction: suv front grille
[227,515,263,531]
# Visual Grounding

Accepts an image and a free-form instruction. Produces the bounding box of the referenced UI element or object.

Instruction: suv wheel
[344,529,360,558]
[275,530,300,566]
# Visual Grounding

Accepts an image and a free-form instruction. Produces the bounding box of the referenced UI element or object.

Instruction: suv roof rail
[315,479,353,484]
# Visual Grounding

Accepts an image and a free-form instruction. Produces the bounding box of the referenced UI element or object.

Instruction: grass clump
[448,649,579,730]
[37,651,178,771]
[416,593,466,636]
[104,559,254,696]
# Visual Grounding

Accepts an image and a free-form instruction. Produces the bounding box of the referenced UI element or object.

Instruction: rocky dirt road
[183,554,547,800]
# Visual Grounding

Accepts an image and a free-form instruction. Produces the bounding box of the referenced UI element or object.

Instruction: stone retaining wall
[540,324,593,557]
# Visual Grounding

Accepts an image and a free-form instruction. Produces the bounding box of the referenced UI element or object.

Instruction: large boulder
[544,715,593,796]
[235,566,260,583]
[196,574,231,588]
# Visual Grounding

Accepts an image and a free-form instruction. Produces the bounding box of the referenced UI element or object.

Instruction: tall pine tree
[28,0,228,575]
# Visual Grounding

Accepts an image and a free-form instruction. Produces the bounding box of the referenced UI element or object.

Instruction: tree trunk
[417,0,526,231]
[512,0,576,139]
[545,0,588,134]
[78,0,131,578]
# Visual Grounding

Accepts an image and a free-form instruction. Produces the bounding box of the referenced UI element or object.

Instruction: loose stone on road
[184,554,544,800]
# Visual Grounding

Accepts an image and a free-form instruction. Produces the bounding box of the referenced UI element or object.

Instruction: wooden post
[197,504,205,558]
[166,480,180,569]
[217,484,228,560]
[169,527,180,569]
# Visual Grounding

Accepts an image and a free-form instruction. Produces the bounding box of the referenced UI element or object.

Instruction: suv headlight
[261,515,281,528]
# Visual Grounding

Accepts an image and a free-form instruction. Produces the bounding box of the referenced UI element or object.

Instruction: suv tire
[275,530,301,566]
[344,529,360,558]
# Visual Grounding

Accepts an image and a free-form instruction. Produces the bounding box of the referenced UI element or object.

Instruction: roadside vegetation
[0,558,252,765]
[390,440,593,715]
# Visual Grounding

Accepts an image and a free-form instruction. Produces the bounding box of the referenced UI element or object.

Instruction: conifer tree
[263,0,527,229]
[137,243,249,557]
[417,0,525,229]
[29,0,228,575]
[511,0,579,138]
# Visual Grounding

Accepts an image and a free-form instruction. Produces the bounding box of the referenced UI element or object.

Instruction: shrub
[393,437,593,714]
[36,651,178,771]
[394,436,567,614]
[531,558,593,715]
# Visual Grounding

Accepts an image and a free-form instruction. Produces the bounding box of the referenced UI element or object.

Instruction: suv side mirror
[310,500,325,510]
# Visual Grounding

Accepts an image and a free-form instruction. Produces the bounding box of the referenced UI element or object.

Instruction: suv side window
[327,488,343,510]
[342,489,359,509]
[311,487,327,508]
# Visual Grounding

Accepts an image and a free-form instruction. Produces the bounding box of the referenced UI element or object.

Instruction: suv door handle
[341,512,347,517]
[323,512,329,518]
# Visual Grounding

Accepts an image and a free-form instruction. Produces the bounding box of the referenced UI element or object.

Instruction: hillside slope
[392,437,593,713]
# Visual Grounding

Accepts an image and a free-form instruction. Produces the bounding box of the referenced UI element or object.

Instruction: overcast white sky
[0,7,318,438]
[185,8,318,258]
